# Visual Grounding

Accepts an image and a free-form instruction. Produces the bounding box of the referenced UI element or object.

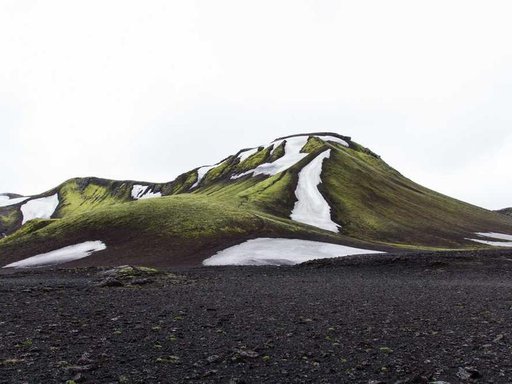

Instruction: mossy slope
[1,132,512,267]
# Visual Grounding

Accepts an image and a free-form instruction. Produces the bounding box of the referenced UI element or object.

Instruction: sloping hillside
[1,133,512,267]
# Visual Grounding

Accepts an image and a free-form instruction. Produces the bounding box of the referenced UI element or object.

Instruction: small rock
[206,355,221,364]
[96,278,124,287]
[233,348,259,359]
[457,366,481,380]
[493,334,504,343]
[64,365,93,373]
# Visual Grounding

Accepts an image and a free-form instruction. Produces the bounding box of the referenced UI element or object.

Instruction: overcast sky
[1,1,511,210]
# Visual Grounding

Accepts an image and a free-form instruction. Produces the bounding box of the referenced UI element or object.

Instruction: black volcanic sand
[2,250,512,383]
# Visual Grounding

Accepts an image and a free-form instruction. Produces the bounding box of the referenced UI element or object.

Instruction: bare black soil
[1,249,512,383]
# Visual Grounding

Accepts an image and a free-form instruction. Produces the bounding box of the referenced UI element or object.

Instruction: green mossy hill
[320,147,512,248]
[56,178,133,218]
[0,194,379,267]
[2,132,512,268]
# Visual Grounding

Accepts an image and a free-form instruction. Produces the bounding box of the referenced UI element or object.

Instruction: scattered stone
[233,348,259,359]
[493,334,504,343]
[96,277,124,287]
[206,354,221,364]
[64,365,93,373]
[457,366,481,380]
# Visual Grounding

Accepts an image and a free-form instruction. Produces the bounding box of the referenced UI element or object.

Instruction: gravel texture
[1,250,512,383]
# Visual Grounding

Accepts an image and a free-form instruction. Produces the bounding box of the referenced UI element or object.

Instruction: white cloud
[0,0,511,209]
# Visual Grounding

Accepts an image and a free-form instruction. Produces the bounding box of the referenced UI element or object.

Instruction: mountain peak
[1,132,512,268]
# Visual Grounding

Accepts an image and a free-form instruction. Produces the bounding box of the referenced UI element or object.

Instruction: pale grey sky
[1,0,511,209]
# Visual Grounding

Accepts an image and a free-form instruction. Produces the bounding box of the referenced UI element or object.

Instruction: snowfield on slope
[191,163,221,189]
[2,241,107,268]
[202,238,383,266]
[291,149,339,232]
[131,185,162,200]
[231,135,349,179]
[0,195,30,208]
[20,194,60,224]
[232,136,310,179]
[469,232,512,247]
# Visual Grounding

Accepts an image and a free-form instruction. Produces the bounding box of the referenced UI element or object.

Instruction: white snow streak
[232,136,310,179]
[0,195,30,208]
[131,185,161,200]
[20,194,59,224]
[317,135,349,147]
[291,150,339,232]
[230,135,349,180]
[203,238,382,266]
[191,164,219,189]
[3,241,107,268]
[468,232,512,247]
[238,148,259,163]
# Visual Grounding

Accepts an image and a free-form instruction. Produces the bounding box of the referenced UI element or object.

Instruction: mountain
[497,208,512,217]
[2,132,512,268]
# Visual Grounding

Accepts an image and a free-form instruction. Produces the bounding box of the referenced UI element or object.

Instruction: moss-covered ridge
[1,132,512,267]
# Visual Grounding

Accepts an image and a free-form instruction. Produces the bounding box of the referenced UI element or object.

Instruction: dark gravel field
[1,250,512,383]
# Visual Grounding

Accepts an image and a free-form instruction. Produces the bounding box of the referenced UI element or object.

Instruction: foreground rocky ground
[1,250,512,383]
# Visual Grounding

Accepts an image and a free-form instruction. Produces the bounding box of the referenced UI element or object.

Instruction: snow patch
[131,185,161,200]
[20,194,59,224]
[316,135,349,147]
[203,238,383,266]
[468,232,512,247]
[238,148,259,163]
[3,241,107,268]
[232,136,310,179]
[191,164,220,189]
[230,135,349,180]
[291,150,339,232]
[0,195,30,208]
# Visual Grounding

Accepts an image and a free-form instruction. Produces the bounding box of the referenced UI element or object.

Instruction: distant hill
[496,208,512,217]
[2,132,512,268]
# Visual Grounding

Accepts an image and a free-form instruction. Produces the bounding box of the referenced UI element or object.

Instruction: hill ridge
[1,132,512,267]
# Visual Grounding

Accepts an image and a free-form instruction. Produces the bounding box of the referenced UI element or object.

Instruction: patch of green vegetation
[0,209,20,231]
[321,144,512,248]
[237,172,297,217]
[267,141,285,162]
[57,179,129,218]
[301,136,327,153]
[202,157,235,184]
[16,338,33,348]
[2,219,55,242]
[234,146,271,173]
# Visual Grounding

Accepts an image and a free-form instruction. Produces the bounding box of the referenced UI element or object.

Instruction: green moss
[321,147,512,248]
[267,141,285,162]
[202,157,235,184]
[2,219,55,242]
[0,209,20,229]
[57,180,129,218]
[301,136,327,153]
[234,146,271,173]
